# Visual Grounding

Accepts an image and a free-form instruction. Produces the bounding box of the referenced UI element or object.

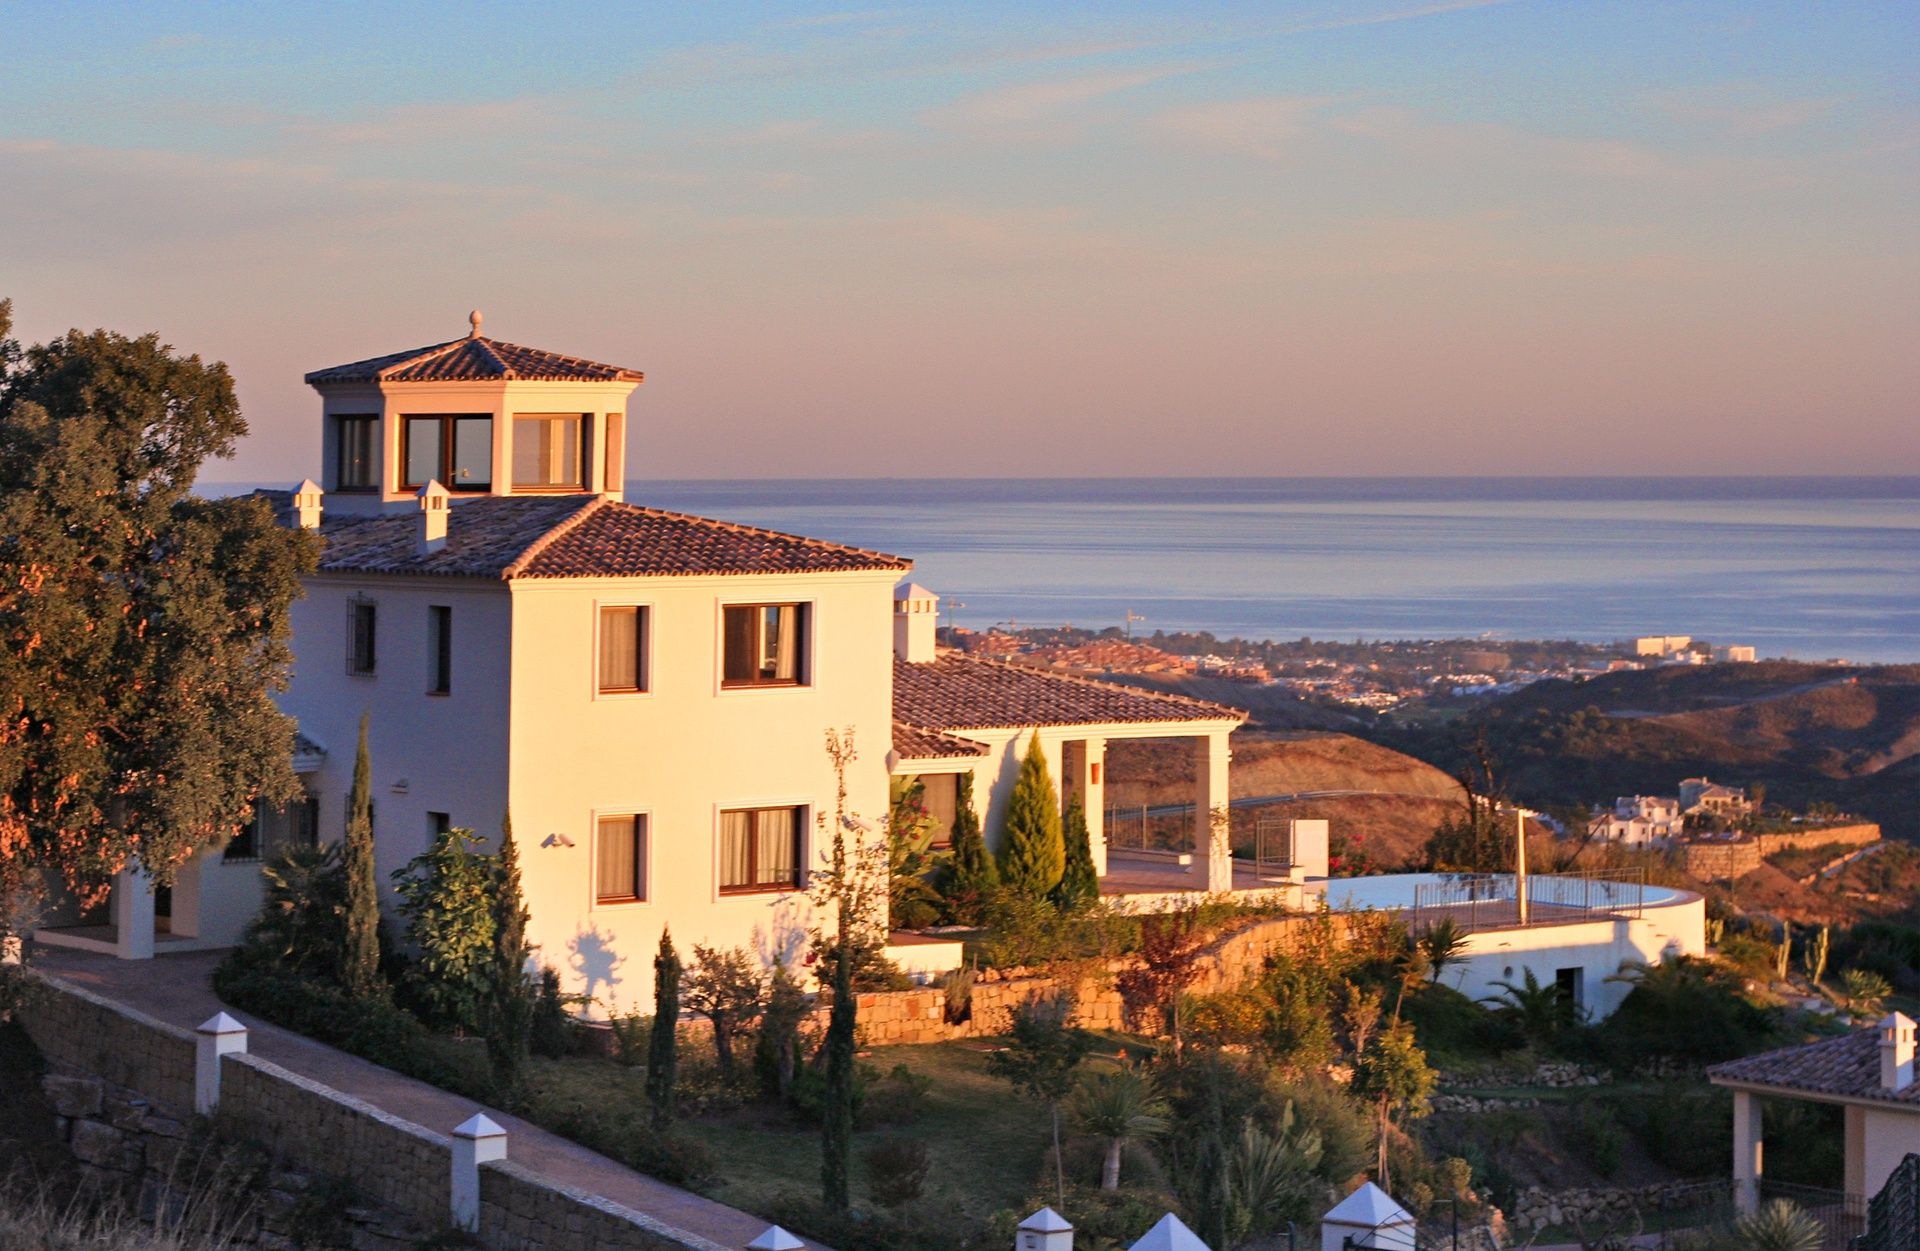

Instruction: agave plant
[1732,1199,1824,1251]
[1843,967,1892,1016]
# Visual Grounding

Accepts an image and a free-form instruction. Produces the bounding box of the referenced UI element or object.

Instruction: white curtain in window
[720,810,752,888]
[599,607,640,690]
[773,606,798,681]
[757,807,797,886]
[598,816,639,900]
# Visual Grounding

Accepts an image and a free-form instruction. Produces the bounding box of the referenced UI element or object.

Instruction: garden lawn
[525,1041,1057,1221]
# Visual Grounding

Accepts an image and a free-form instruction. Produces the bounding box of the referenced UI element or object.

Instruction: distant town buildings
[1589,795,1687,847]
[1634,634,1693,657]
[1679,777,1754,820]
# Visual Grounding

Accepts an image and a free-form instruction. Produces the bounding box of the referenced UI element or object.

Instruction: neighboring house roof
[304,335,645,385]
[1708,1028,1920,1109]
[892,722,991,762]
[892,651,1245,732]
[311,495,909,579]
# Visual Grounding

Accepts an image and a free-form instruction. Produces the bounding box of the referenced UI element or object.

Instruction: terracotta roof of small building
[893,722,991,761]
[892,651,1244,732]
[305,335,645,386]
[312,495,908,579]
[1708,1027,1920,1108]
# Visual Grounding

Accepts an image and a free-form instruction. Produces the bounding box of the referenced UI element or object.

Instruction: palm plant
[1842,967,1892,1016]
[1483,968,1579,1046]
[1068,1067,1171,1190]
[1417,917,1468,983]
[248,842,345,978]
[1222,1103,1325,1233]
[1733,1199,1824,1251]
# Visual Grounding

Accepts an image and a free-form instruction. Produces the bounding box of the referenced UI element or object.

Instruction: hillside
[1381,663,1920,840]
[1105,731,1463,868]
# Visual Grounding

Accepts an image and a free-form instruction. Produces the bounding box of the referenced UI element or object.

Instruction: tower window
[513,414,589,489]
[403,415,492,491]
[335,415,378,491]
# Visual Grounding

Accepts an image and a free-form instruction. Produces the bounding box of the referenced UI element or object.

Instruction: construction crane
[1125,609,1147,641]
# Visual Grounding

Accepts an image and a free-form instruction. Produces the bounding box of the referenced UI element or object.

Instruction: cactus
[1706,917,1726,947]
[1772,923,1792,981]
[1801,925,1830,987]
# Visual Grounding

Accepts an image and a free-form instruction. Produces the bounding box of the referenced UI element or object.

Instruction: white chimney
[893,580,939,663]
[292,479,323,530]
[417,480,450,556]
[1880,1011,1915,1092]
[1016,1207,1072,1251]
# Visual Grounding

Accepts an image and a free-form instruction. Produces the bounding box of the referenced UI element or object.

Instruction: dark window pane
[405,418,442,488]
[452,418,492,489]
[336,416,377,490]
[598,816,644,902]
[429,605,451,693]
[720,806,803,892]
[723,607,756,683]
[599,606,642,691]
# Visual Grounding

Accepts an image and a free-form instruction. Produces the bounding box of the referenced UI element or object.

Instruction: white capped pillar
[1732,1088,1762,1213]
[1191,731,1232,893]
[451,1112,507,1231]
[194,1012,248,1115]
[111,863,156,960]
[1071,738,1108,877]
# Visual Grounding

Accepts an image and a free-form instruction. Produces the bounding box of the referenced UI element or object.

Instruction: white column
[111,863,156,960]
[1845,1104,1866,1199]
[1732,1089,1762,1213]
[194,1012,248,1115]
[1192,732,1232,893]
[1075,739,1108,877]
[451,1112,507,1232]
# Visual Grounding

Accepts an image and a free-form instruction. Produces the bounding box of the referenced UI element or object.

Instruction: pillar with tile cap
[748,1227,805,1251]
[450,1112,506,1231]
[1191,731,1232,893]
[1732,1088,1762,1214]
[194,1012,248,1115]
[1018,1207,1073,1251]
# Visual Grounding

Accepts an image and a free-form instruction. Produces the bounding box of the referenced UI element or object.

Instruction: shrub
[937,773,997,925]
[1185,987,1269,1051]
[240,842,346,981]
[1596,957,1776,1064]
[529,1097,717,1189]
[1567,1098,1624,1179]
[862,1135,932,1207]
[754,959,809,1103]
[789,1063,867,1128]
[1715,932,1775,978]
[939,963,975,1025]
[864,1063,933,1126]
[607,1007,651,1067]
[682,944,764,1075]
[391,828,497,1034]
[1403,982,1515,1063]
[529,966,571,1058]
[974,892,1136,971]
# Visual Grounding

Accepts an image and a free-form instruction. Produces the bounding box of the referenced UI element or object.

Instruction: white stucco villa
[1710,1012,1920,1213]
[30,316,1705,1018]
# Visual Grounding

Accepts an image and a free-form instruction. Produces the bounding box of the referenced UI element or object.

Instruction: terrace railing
[1407,867,1648,934]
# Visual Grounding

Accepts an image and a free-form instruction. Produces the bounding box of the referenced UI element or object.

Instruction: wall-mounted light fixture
[542,833,574,849]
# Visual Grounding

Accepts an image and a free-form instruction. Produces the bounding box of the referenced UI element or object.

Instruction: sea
[623,477,1920,664]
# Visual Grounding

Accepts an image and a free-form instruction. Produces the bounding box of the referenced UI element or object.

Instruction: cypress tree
[1054,790,1098,912]
[340,713,382,997]
[486,810,533,1089]
[997,733,1064,898]
[645,927,681,1129]
[944,772,998,922]
[821,908,856,1211]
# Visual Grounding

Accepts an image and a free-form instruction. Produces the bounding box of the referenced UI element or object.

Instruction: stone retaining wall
[1510,1181,1726,1232]
[1684,841,1762,881]
[1753,823,1880,856]
[20,975,723,1251]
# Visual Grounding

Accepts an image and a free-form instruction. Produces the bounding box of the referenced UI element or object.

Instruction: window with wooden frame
[597,605,647,693]
[512,413,590,490]
[347,600,377,675]
[427,605,452,694]
[226,793,319,862]
[596,814,647,904]
[718,805,804,894]
[603,414,624,492]
[721,603,808,687]
[334,415,378,491]
[401,414,492,491]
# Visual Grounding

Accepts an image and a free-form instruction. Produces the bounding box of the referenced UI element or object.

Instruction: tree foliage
[646,928,681,1129]
[0,300,315,932]
[988,991,1093,1206]
[486,811,533,1088]
[1069,1068,1170,1190]
[392,826,496,1032]
[940,772,997,923]
[998,733,1064,896]
[341,714,382,998]
[1054,790,1098,913]
[682,944,765,1075]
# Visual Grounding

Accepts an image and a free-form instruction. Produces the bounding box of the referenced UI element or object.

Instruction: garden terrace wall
[1684,841,1762,881]
[19,977,196,1114]
[1753,823,1881,856]
[479,1159,731,1251]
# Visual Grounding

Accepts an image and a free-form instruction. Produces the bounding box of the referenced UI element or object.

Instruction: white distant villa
[30,315,1705,1018]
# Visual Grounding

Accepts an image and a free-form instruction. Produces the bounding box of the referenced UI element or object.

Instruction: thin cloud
[1647,86,1841,136]
[1149,96,1334,162]
[1280,0,1523,34]
[924,64,1200,130]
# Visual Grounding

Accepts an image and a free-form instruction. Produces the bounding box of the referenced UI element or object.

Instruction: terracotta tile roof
[893,722,991,761]
[311,495,909,580]
[1708,1027,1920,1108]
[305,335,644,385]
[892,651,1245,732]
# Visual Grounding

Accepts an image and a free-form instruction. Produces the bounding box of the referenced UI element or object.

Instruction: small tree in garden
[1069,1067,1171,1190]
[646,928,681,1129]
[529,966,570,1058]
[485,811,533,1088]
[988,991,1094,1208]
[1351,1018,1434,1186]
[886,775,945,930]
[998,733,1064,897]
[1054,791,1098,912]
[682,944,765,1076]
[341,714,383,998]
[942,773,997,923]
[754,958,808,1102]
[1116,906,1209,1046]
[1417,916,1467,983]
[244,842,346,980]
[392,826,496,1032]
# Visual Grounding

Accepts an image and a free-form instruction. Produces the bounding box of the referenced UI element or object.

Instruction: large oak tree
[0,299,315,940]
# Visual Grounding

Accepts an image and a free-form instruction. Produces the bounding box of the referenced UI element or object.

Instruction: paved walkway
[33,946,824,1251]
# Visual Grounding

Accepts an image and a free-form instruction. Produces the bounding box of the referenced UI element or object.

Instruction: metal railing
[1408,868,1647,934]
[1251,811,1295,881]
[1104,804,1193,855]
[1858,1153,1920,1251]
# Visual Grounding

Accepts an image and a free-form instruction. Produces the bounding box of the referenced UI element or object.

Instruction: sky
[1,1,1915,480]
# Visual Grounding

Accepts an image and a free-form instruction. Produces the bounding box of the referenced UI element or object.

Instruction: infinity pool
[1309,872,1686,912]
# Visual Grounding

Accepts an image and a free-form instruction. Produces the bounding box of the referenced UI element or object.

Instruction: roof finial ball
[468,309,483,338]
